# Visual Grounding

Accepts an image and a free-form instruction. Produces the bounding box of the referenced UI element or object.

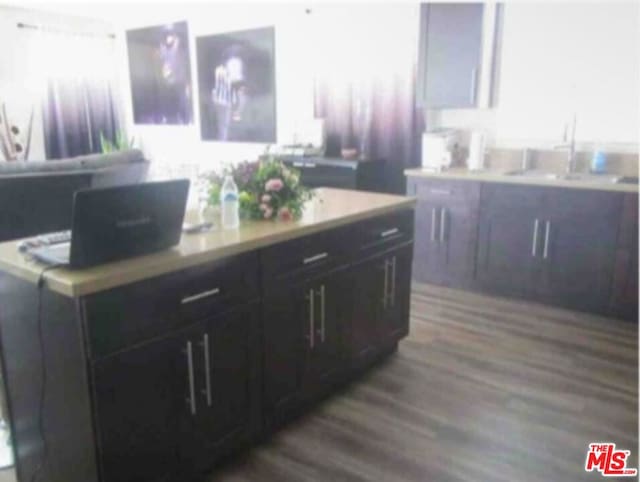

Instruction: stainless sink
[559,173,621,183]
[503,170,560,180]
[503,170,636,185]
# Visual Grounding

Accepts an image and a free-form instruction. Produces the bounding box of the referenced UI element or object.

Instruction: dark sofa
[0,150,149,242]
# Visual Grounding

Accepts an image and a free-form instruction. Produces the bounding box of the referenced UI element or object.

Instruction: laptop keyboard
[37,230,71,245]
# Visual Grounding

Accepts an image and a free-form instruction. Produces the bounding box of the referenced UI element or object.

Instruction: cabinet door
[263,282,306,426]
[610,193,639,320]
[476,207,541,298]
[379,244,414,344]
[263,268,350,427]
[184,304,260,471]
[350,254,386,367]
[303,268,350,391]
[438,203,479,287]
[419,3,484,108]
[413,199,444,284]
[538,191,622,313]
[93,325,200,482]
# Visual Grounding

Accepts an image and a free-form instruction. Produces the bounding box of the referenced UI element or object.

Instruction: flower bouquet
[203,157,314,221]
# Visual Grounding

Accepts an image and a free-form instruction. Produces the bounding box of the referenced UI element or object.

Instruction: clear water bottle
[220,175,240,229]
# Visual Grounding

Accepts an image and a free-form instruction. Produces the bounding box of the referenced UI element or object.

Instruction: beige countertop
[404,168,639,193]
[0,188,415,298]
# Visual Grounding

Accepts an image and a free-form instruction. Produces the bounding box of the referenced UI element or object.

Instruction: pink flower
[263,207,273,219]
[261,194,271,203]
[265,178,284,192]
[278,207,292,222]
[259,203,268,211]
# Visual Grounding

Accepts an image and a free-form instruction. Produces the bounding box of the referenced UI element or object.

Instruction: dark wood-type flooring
[211,283,638,482]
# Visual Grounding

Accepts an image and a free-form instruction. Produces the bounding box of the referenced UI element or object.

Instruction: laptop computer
[30,179,190,269]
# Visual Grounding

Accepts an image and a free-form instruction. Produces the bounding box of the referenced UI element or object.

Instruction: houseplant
[203,157,314,221]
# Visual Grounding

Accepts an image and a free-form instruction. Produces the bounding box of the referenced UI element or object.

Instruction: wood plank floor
[211,283,638,482]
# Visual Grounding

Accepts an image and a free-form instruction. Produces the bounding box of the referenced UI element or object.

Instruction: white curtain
[22,25,121,159]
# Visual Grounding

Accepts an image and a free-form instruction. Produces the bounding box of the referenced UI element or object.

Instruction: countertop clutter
[404,167,639,193]
[0,188,415,297]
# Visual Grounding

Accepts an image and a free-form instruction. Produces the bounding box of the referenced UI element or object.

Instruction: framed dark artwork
[126,21,193,125]
[197,26,276,143]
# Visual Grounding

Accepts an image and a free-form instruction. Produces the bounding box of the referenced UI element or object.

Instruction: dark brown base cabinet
[93,303,261,482]
[408,179,480,288]
[0,209,414,482]
[262,212,414,431]
[408,176,638,320]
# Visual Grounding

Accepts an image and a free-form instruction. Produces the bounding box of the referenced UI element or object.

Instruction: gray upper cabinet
[418,3,484,108]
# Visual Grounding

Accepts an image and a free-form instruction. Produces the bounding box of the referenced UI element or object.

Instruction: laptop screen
[68,179,189,268]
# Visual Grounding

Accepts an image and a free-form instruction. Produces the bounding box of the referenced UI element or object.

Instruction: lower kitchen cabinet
[263,265,351,429]
[0,205,416,482]
[610,193,639,320]
[350,242,413,368]
[182,304,261,473]
[537,189,621,312]
[92,302,260,482]
[409,175,636,319]
[476,199,543,298]
[93,324,196,482]
[477,185,622,313]
[409,179,480,288]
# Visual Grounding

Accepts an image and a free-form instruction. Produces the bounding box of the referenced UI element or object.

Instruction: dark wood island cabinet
[0,188,415,482]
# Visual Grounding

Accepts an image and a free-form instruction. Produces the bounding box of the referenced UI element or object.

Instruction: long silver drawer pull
[431,208,437,242]
[181,288,220,305]
[185,341,196,415]
[380,228,399,238]
[293,161,316,168]
[429,189,452,196]
[383,259,389,309]
[303,252,328,265]
[439,208,446,243]
[531,219,539,257]
[319,285,326,343]
[200,334,212,407]
[307,289,315,349]
[543,221,551,259]
[390,256,397,308]
[470,67,478,104]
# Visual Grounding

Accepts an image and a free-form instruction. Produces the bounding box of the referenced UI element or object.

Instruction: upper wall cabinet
[417,3,503,109]
[418,3,484,109]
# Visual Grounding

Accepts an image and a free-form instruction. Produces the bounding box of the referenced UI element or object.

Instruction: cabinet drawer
[413,179,480,205]
[261,224,352,282]
[83,252,259,359]
[480,183,546,212]
[354,210,414,257]
[546,187,622,221]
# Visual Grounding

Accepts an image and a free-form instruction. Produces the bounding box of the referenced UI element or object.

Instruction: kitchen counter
[404,168,639,193]
[0,187,416,482]
[0,188,415,297]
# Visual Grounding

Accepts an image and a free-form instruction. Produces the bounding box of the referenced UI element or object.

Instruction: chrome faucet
[554,114,577,174]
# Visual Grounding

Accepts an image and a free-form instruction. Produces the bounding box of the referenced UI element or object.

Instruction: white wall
[108,4,317,173]
[431,1,640,151]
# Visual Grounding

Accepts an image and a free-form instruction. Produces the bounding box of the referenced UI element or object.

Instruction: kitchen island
[0,188,415,482]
